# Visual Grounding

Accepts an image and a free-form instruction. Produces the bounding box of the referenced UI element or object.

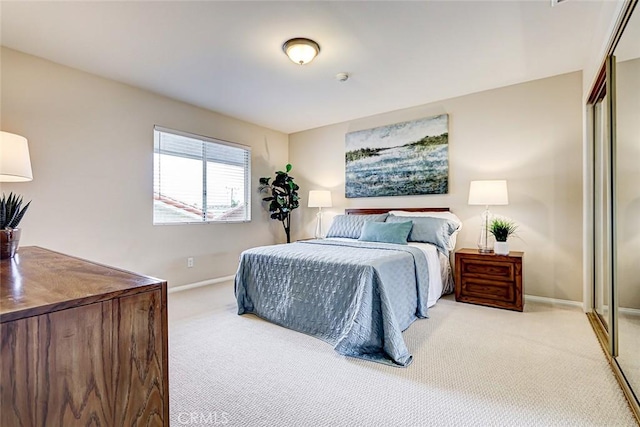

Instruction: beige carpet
[168,283,636,426]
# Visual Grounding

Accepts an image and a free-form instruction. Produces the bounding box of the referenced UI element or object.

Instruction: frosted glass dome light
[282,38,320,65]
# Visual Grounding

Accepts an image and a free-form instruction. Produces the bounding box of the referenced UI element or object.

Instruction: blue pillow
[326,214,389,239]
[386,215,459,255]
[359,221,413,245]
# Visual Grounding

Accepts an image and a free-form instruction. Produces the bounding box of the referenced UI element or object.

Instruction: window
[153,126,251,224]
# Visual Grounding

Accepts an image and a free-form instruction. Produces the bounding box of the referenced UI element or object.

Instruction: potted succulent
[0,192,31,259]
[259,164,300,243]
[489,218,517,255]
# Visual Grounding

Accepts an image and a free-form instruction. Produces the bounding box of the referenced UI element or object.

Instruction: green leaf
[489,218,518,242]
[0,192,31,229]
[258,165,300,238]
[9,200,30,229]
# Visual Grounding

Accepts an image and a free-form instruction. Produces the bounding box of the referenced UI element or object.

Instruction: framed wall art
[345,114,449,198]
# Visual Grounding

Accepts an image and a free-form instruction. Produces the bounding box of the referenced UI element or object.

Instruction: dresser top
[1,246,165,323]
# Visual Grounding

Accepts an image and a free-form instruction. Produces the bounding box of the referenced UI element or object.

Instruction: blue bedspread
[234,239,430,367]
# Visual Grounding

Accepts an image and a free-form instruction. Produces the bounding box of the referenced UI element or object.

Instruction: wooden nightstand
[454,248,523,312]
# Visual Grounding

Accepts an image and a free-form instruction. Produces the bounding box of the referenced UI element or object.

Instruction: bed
[235,208,460,367]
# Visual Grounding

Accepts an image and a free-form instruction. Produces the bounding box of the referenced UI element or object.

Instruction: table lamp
[308,190,332,239]
[0,131,33,182]
[0,131,34,259]
[468,180,508,253]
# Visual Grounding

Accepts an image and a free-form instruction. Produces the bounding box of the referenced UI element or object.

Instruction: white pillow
[388,210,462,226]
[388,211,462,251]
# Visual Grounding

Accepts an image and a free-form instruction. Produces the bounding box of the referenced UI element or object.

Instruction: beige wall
[0,47,289,288]
[0,47,589,302]
[290,72,584,302]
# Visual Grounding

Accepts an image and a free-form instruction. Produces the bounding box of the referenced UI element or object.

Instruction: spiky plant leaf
[0,192,31,229]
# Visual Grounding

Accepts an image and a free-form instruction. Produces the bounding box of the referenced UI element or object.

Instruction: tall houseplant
[1,192,31,259]
[259,164,300,243]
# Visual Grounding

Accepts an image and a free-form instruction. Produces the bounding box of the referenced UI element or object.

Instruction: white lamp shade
[0,131,33,182]
[468,180,508,205]
[308,190,332,208]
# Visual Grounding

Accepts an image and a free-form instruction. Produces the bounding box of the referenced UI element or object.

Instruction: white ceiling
[0,1,613,134]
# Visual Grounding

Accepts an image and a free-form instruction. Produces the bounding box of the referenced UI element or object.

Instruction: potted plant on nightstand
[0,192,31,259]
[489,218,517,256]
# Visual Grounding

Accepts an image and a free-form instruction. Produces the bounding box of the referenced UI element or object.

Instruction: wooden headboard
[345,207,449,215]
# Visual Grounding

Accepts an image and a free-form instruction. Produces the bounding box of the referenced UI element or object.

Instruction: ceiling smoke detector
[335,72,349,82]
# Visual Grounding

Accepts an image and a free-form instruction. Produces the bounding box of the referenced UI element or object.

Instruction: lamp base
[477,206,494,254]
[314,209,323,239]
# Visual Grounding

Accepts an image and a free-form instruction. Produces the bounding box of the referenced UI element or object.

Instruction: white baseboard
[168,275,235,294]
[524,294,583,308]
[595,304,640,317]
[619,306,640,317]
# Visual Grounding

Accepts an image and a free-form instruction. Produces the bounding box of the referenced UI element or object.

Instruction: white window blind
[153,126,251,224]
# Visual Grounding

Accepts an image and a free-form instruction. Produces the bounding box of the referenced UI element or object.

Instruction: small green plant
[489,218,517,242]
[1,192,31,230]
[259,164,300,243]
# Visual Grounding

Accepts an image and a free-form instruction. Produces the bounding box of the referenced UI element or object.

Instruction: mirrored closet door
[588,0,639,421]
[613,3,640,403]
[592,92,611,334]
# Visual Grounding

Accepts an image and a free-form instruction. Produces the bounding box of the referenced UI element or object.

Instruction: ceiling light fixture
[282,38,320,65]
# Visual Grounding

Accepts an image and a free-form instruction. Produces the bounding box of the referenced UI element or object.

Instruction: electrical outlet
[187,257,194,268]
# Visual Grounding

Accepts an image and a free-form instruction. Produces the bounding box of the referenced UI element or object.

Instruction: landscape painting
[345,114,449,198]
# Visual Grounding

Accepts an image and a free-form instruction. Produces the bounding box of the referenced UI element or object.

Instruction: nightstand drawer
[458,278,516,304]
[459,258,515,281]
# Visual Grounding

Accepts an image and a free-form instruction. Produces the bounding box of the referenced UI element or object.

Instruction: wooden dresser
[455,248,524,312]
[0,247,169,426]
